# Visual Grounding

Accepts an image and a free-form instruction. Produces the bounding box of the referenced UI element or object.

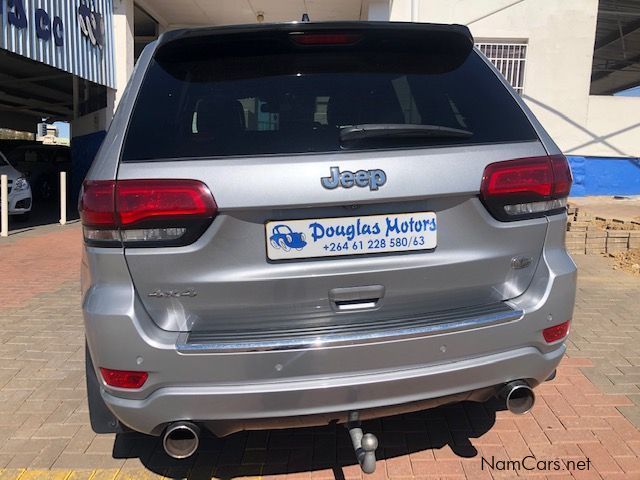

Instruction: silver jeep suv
[81,22,576,467]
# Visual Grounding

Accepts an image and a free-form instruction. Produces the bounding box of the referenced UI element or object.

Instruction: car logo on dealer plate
[269,225,307,252]
[321,166,387,191]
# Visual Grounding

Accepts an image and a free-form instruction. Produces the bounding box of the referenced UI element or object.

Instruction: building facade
[0,0,117,197]
[389,0,640,196]
[0,0,639,196]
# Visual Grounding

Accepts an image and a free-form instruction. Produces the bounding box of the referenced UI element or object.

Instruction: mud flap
[85,342,126,434]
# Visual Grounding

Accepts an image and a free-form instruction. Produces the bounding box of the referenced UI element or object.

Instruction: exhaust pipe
[162,421,200,459]
[500,381,535,414]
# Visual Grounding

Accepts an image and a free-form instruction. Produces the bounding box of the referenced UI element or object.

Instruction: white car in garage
[0,151,32,219]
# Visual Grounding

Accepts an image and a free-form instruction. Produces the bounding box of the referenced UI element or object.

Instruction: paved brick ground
[566,257,640,429]
[1,224,640,479]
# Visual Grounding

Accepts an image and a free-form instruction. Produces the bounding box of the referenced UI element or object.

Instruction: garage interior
[0,46,111,230]
[0,49,73,133]
[0,0,367,233]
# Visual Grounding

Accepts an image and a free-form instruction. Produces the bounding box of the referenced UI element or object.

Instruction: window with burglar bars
[476,42,527,95]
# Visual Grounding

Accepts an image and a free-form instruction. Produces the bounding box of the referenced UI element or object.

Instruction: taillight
[289,32,362,46]
[543,320,571,343]
[79,180,116,227]
[480,155,572,221]
[100,368,148,389]
[79,179,217,247]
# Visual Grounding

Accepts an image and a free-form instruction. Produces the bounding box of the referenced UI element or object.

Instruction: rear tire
[85,342,125,434]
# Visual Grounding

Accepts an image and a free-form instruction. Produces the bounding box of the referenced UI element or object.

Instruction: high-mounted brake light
[290,32,362,46]
[100,368,148,389]
[79,179,217,247]
[480,155,572,221]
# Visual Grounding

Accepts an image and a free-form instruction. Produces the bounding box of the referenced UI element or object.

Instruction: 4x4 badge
[148,289,197,298]
[321,166,387,191]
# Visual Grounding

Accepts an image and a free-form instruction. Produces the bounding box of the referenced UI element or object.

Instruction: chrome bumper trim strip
[176,305,523,353]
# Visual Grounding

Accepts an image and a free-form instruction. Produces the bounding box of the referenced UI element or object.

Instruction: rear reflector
[480,155,572,221]
[80,179,217,247]
[543,320,571,343]
[100,368,148,389]
[290,32,362,46]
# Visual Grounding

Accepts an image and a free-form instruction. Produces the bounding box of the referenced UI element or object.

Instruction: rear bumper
[83,214,576,436]
[104,344,563,436]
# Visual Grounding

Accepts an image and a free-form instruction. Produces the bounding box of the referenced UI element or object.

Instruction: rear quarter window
[122,35,538,161]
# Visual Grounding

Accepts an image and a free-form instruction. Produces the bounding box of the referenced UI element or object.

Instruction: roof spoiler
[158,21,473,47]
[154,22,474,71]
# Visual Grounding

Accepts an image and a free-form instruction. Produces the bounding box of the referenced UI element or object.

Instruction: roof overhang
[136,0,368,27]
[0,49,73,131]
[591,0,640,95]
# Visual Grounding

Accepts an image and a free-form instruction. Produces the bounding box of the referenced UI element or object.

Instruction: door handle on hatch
[329,285,385,311]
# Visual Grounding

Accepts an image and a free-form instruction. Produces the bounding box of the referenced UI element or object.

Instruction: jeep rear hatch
[102,22,558,335]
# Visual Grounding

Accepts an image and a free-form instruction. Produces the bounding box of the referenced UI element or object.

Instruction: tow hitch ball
[346,413,379,474]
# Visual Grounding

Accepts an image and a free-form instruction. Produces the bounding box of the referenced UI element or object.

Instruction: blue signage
[78,0,105,48]
[1,0,65,46]
[0,0,115,89]
[36,8,64,46]
[6,0,28,29]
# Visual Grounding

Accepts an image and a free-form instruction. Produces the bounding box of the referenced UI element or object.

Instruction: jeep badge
[321,166,387,191]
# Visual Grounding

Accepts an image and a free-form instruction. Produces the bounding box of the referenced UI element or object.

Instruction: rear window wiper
[340,124,473,142]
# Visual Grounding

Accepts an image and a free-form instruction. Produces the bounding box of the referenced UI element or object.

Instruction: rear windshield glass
[122,38,538,161]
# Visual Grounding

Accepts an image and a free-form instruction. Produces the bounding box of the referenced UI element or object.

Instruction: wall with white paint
[391,0,640,159]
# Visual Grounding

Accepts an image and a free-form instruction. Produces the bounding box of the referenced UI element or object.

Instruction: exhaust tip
[163,422,200,459]
[501,381,535,415]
